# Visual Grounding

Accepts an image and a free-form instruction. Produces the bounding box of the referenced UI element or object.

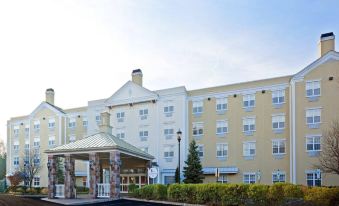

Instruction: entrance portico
[45,112,154,200]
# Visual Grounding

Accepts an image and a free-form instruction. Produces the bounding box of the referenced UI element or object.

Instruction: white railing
[97,183,110,198]
[55,184,65,198]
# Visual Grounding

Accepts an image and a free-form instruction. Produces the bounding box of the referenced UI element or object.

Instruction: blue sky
[0,0,338,143]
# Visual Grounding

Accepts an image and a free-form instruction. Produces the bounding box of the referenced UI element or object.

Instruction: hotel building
[6,32,339,188]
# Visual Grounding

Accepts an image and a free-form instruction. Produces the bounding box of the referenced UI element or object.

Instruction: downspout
[289,79,297,184]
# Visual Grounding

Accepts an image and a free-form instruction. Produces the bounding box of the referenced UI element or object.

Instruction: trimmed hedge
[132,183,339,206]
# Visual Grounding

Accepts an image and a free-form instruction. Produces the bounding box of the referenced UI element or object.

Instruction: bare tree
[318,120,339,175]
[20,148,43,189]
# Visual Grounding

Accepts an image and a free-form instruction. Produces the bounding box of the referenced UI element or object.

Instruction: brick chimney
[319,32,335,57]
[132,69,143,86]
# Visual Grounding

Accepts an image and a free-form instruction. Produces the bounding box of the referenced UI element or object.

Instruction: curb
[122,197,206,206]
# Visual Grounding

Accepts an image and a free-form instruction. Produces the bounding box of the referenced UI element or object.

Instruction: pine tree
[175,167,180,183]
[183,140,204,183]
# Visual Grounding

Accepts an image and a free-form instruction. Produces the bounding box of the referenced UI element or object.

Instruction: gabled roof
[29,101,65,118]
[292,51,339,81]
[105,81,159,106]
[45,132,154,160]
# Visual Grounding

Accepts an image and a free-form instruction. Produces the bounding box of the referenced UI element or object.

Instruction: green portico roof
[45,132,154,160]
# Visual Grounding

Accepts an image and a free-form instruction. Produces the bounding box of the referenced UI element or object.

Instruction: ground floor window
[82,177,87,187]
[272,171,286,183]
[164,175,175,185]
[243,173,256,184]
[120,175,147,193]
[217,175,228,183]
[33,177,40,187]
[306,170,321,186]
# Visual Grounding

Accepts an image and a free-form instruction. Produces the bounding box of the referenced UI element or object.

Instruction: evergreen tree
[56,157,64,184]
[175,167,180,183]
[183,140,204,183]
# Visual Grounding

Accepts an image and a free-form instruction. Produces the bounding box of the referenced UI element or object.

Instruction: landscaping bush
[26,188,37,194]
[248,184,270,206]
[128,184,138,194]
[40,187,49,195]
[220,184,249,206]
[282,183,305,200]
[137,184,167,200]
[304,187,339,206]
[76,186,89,194]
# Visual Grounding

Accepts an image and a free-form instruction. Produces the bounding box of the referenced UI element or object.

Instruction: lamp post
[177,129,182,184]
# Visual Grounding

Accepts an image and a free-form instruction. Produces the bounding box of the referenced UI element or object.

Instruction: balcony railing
[55,184,65,198]
[97,183,110,198]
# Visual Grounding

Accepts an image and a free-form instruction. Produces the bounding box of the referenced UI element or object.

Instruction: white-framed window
[95,115,101,125]
[306,80,321,97]
[164,128,174,138]
[13,125,19,135]
[272,171,286,183]
[197,144,204,158]
[116,129,125,139]
[164,145,174,158]
[192,122,204,136]
[243,142,256,157]
[243,117,256,132]
[33,120,40,130]
[272,139,286,155]
[139,130,149,140]
[82,117,88,127]
[25,139,30,150]
[68,117,76,128]
[48,136,55,148]
[306,170,321,186]
[33,137,40,148]
[164,105,174,113]
[272,115,285,129]
[139,109,148,120]
[306,109,321,124]
[48,118,55,129]
[306,136,321,152]
[216,143,228,158]
[25,125,30,133]
[192,101,203,114]
[13,140,19,151]
[117,112,125,122]
[69,135,76,143]
[243,173,256,184]
[272,90,285,104]
[216,120,228,134]
[216,97,228,111]
[33,154,40,165]
[217,175,228,183]
[243,94,255,108]
[13,156,19,166]
[33,176,40,187]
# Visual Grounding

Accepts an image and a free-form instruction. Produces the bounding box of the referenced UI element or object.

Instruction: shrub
[304,187,339,206]
[220,184,249,206]
[40,187,49,195]
[128,184,138,194]
[76,186,89,193]
[26,188,37,194]
[167,184,182,202]
[282,183,304,200]
[248,184,270,206]
[137,184,167,200]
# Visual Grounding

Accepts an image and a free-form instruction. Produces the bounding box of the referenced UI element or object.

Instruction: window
[25,125,30,134]
[164,128,174,138]
[33,120,40,130]
[48,118,55,129]
[192,122,204,136]
[272,139,286,155]
[243,142,256,157]
[33,137,40,148]
[272,171,286,183]
[139,131,148,141]
[164,176,175,184]
[139,109,148,120]
[216,143,228,158]
[306,136,321,152]
[216,97,228,111]
[217,175,228,183]
[13,156,19,166]
[116,129,125,139]
[216,120,228,134]
[192,101,203,114]
[243,118,256,132]
[117,112,125,122]
[13,141,19,151]
[48,136,55,148]
[164,145,174,158]
[33,155,40,165]
[24,140,29,150]
[306,109,321,124]
[69,135,76,143]
[164,105,174,113]
[272,115,285,129]
[33,177,40,187]
[306,80,321,97]
[95,115,101,124]
[83,117,88,127]
[306,170,321,186]
[272,90,285,104]
[243,94,255,108]
[243,173,256,184]
[68,118,76,128]
[197,144,204,158]
[13,126,19,136]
